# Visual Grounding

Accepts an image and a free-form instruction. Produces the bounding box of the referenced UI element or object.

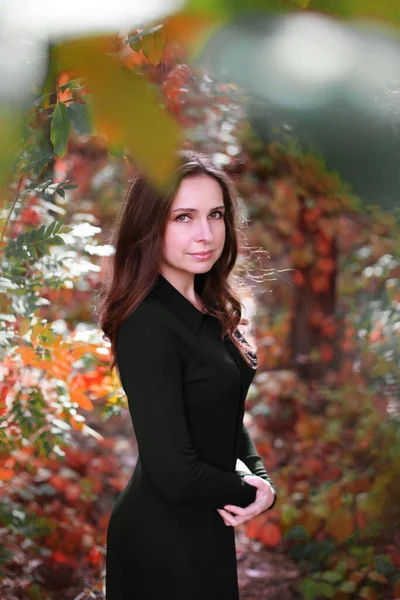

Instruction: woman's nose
[196,220,214,241]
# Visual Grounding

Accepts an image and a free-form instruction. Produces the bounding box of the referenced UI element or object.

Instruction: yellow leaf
[163,11,222,58]
[142,26,167,66]
[19,318,31,336]
[367,571,387,584]
[56,36,181,186]
[31,322,45,345]
[325,508,354,544]
[359,585,378,600]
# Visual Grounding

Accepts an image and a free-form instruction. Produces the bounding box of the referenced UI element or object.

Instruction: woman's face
[161,174,226,277]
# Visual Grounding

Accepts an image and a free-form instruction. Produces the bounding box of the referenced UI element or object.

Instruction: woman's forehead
[172,175,224,206]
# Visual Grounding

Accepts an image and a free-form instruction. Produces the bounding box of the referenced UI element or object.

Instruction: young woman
[98,148,277,600]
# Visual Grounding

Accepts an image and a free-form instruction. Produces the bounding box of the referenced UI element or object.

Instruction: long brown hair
[95,148,260,371]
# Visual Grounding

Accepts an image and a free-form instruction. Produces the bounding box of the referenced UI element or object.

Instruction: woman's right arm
[116,310,258,510]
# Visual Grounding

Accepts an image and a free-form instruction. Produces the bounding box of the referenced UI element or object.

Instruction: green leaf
[59,77,83,92]
[321,571,343,583]
[37,224,47,238]
[298,578,319,600]
[46,221,57,237]
[35,243,49,255]
[50,102,71,156]
[284,524,309,540]
[375,554,394,576]
[109,143,126,157]
[66,102,93,135]
[52,235,65,245]
[338,580,357,593]
[315,582,335,598]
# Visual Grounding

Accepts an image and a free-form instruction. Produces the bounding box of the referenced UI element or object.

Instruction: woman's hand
[217,475,276,526]
[215,459,254,527]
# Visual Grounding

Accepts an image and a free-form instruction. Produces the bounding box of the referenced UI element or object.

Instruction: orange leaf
[16,345,41,366]
[303,457,324,475]
[316,257,336,273]
[315,234,331,256]
[326,484,342,510]
[245,515,265,539]
[121,49,148,69]
[0,468,14,481]
[70,389,93,411]
[345,477,371,494]
[304,206,322,226]
[69,415,84,431]
[393,577,400,597]
[52,550,69,564]
[320,342,334,363]
[324,466,342,482]
[49,474,68,492]
[293,271,305,286]
[321,322,336,338]
[65,482,82,503]
[291,231,305,247]
[295,415,323,439]
[309,307,325,328]
[311,274,330,294]
[301,507,323,536]
[355,508,366,530]
[325,508,354,544]
[259,522,282,547]
[369,328,383,343]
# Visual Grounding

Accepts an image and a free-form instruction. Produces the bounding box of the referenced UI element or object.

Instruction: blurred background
[1,1,400,598]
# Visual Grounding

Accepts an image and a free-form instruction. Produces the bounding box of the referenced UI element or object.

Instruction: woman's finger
[218,509,238,526]
[227,501,261,519]
[221,510,253,527]
[216,509,230,526]
[223,505,247,517]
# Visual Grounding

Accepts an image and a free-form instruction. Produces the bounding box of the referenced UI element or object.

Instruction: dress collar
[151,273,207,335]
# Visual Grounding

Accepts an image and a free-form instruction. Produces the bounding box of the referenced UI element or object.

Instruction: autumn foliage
[1,23,400,600]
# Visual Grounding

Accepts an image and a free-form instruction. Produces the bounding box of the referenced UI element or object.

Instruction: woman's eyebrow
[172,206,226,213]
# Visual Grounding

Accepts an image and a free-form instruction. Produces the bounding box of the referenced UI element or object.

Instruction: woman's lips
[190,251,213,260]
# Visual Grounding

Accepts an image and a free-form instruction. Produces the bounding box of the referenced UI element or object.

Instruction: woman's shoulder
[115,297,184,371]
[118,295,178,342]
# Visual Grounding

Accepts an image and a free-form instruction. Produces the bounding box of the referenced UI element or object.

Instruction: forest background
[1,1,400,599]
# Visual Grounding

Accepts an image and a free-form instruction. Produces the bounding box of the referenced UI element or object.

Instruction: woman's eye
[175,211,224,222]
[176,214,190,222]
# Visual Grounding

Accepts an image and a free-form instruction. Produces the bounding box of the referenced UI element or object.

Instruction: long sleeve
[237,422,277,510]
[116,312,258,510]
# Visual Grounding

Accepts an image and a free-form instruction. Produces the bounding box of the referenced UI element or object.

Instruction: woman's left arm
[236,422,277,510]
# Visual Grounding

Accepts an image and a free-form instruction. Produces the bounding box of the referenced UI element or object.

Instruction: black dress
[105,272,277,600]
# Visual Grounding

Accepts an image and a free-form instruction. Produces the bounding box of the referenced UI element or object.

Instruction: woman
[98,148,277,600]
